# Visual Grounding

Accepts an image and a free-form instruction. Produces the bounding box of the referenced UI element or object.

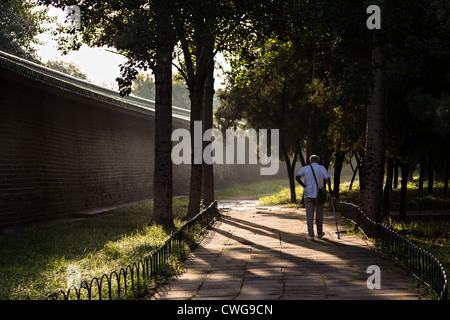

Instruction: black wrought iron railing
[45,201,219,300]
[340,202,448,300]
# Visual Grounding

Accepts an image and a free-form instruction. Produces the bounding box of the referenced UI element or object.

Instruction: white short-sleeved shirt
[296,163,330,198]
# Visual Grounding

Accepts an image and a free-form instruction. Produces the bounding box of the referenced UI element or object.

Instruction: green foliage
[44,59,89,80]
[39,0,179,95]
[0,0,52,61]
[217,39,312,147]
[384,215,450,293]
[383,1,450,174]
[0,200,191,300]
[130,73,192,110]
[215,179,288,200]
[258,186,303,206]
[385,216,450,240]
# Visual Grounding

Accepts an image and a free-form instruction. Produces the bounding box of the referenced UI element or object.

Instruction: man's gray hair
[309,155,320,163]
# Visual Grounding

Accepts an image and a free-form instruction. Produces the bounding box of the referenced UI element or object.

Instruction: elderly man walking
[295,155,333,240]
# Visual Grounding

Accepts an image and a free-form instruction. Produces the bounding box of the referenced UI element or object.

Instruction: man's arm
[295,175,306,188]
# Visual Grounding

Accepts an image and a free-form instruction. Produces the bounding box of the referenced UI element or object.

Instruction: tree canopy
[0,0,52,61]
[36,0,450,223]
[217,0,450,220]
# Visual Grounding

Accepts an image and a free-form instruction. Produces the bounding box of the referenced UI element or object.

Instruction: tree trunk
[393,160,399,189]
[333,152,345,200]
[186,77,205,219]
[399,161,409,220]
[358,154,365,194]
[427,158,435,196]
[306,109,318,158]
[298,149,306,167]
[349,152,361,190]
[288,166,297,203]
[360,45,386,222]
[281,137,297,203]
[202,52,215,207]
[443,159,449,196]
[382,157,394,219]
[418,161,425,190]
[152,42,175,228]
[186,43,214,219]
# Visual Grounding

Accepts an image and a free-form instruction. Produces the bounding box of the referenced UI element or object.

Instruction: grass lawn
[383,216,450,295]
[215,179,289,200]
[0,199,190,300]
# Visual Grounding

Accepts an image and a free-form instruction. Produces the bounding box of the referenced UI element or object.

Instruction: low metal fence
[341,202,448,300]
[45,201,219,300]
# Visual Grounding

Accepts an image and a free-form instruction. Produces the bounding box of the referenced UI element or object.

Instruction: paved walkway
[151,201,420,300]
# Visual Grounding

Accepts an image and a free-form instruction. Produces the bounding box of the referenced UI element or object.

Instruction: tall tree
[202,50,215,206]
[361,43,386,221]
[173,0,255,219]
[174,7,216,219]
[40,0,178,228]
[383,0,450,217]
[152,4,177,228]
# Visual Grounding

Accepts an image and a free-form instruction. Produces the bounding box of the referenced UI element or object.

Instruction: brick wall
[0,66,162,228]
[0,54,291,229]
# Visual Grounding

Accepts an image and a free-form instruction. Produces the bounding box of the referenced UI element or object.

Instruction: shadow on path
[151,200,420,300]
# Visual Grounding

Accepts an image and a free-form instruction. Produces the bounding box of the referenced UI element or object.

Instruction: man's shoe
[309,236,314,241]
[318,232,325,239]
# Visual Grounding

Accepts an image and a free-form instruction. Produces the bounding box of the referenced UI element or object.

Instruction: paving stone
[150,203,421,300]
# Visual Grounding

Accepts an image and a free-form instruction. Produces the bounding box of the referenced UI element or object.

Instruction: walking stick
[330,196,340,239]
